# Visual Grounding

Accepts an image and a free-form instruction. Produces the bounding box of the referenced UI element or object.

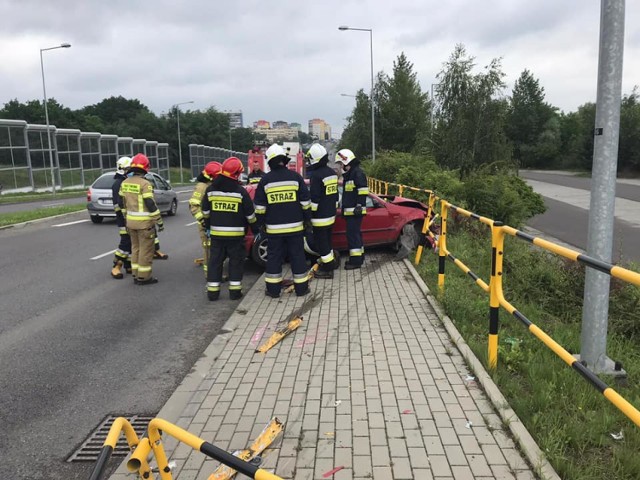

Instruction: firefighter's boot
[154,250,169,260]
[111,260,124,279]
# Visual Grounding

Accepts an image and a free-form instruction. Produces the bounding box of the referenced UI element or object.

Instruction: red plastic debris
[402,409,413,414]
[322,466,345,477]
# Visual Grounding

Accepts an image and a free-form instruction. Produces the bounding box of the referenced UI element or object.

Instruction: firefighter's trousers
[130,227,156,280]
[198,225,210,274]
[265,233,308,296]
[114,232,132,269]
[345,216,364,266]
[207,239,245,295]
[313,225,335,271]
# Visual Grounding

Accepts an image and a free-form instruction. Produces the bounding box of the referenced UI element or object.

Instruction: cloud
[0,0,639,135]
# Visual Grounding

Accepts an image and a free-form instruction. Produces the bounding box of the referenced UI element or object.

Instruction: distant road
[522,171,640,265]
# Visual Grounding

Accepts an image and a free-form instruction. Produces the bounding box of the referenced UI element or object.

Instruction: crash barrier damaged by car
[369,176,640,432]
[87,416,284,480]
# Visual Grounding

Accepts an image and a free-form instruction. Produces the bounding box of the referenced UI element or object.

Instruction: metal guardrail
[87,417,284,480]
[368,177,640,430]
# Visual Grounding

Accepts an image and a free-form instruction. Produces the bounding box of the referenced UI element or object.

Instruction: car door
[145,173,167,211]
[333,188,396,249]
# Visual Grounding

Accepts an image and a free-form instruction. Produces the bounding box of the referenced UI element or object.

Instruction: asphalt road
[0,194,262,480]
[523,172,640,265]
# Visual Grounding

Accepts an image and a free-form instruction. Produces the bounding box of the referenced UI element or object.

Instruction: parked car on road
[86,171,178,223]
[243,183,427,266]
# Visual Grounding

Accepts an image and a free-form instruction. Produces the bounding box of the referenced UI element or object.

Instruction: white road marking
[51,219,90,227]
[91,249,116,260]
[185,221,198,226]
[180,199,190,203]
[177,190,192,195]
[43,202,64,207]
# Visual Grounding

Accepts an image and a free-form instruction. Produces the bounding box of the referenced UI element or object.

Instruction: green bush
[461,174,546,227]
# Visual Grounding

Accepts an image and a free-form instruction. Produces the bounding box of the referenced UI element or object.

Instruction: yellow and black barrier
[368,177,433,198]
[145,418,283,480]
[390,175,640,428]
[87,417,145,480]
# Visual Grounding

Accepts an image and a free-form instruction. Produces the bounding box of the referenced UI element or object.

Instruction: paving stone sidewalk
[112,252,548,480]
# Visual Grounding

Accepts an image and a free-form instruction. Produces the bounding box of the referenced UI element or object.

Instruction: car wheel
[393,222,421,254]
[90,215,103,224]
[167,199,178,216]
[251,235,268,268]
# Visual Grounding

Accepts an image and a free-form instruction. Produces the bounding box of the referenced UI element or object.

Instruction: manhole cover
[67,414,155,462]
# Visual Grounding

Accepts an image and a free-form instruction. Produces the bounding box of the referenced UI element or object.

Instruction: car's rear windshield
[92,175,116,189]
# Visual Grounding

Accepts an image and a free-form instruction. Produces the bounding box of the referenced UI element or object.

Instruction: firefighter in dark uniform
[305,143,339,279]
[254,144,311,297]
[111,156,132,279]
[189,161,222,274]
[201,157,257,301]
[335,148,368,269]
[119,154,164,285]
[247,159,265,184]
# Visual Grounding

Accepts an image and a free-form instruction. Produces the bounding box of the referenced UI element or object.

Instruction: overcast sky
[1,1,638,136]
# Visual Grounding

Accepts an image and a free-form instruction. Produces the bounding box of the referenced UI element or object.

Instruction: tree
[376,52,430,152]
[434,44,510,178]
[558,103,595,170]
[506,70,559,168]
[618,87,640,173]
[339,89,372,158]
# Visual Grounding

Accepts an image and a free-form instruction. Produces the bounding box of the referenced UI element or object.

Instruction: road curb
[403,258,560,480]
[0,209,87,231]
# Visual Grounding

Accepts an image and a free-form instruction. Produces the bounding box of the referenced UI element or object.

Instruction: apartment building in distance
[308,118,331,141]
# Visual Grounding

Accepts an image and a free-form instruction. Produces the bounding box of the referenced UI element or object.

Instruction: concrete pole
[580,0,625,372]
[40,50,57,194]
[177,108,184,184]
[369,29,375,164]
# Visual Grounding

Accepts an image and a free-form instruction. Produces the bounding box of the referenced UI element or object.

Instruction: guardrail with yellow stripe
[368,176,640,430]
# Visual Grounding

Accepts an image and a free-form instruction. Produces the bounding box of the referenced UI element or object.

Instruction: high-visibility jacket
[308,164,338,228]
[119,174,161,230]
[112,173,128,234]
[201,176,256,239]
[248,170,264,184]
[189,180,210,223]
[254,165,311,235]
[341,163,368,216]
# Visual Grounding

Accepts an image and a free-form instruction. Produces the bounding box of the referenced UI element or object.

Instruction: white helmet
[335,149,356,166]
[116,156,132,174]
[306,143,327,165]
[265,144,286,161]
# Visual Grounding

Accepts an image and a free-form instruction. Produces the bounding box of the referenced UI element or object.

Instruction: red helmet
[221,157,244,180]
[130,153,150,173]
[203,161,222,180]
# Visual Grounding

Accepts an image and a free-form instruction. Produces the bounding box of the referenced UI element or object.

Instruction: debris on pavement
[322,466,345,478]
[255,317,303,353]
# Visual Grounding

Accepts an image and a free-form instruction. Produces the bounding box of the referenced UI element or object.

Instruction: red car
[243,183,427,266]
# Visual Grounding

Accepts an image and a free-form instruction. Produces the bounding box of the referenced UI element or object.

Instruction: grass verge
[416,218,640,479]
[0,204,86,227]
[0,190,86,205]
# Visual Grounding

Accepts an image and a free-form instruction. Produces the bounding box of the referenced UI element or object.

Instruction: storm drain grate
[67,414,155,462]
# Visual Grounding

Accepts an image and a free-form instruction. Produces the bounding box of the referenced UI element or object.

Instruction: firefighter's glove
[157,222,165,232]
[199,218,207,230]
[354,204,363,216]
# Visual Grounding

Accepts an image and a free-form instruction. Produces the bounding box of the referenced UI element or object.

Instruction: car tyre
[393,222,421,253]
[251,235,268,268]
[90,215,104,224]
[168,199,178,216]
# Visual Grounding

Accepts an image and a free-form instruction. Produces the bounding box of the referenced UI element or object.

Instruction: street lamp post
[339,26,375,163]
[174,101,194,184]
[40,43,71,194]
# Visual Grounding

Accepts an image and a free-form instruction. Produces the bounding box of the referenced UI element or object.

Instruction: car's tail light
[87,188,92,201]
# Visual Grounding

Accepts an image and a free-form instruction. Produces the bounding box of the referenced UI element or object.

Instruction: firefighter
[201,157,257,301]
[335,148,368,269]
[189,161,222,274]
[255,144,311,297]
[111,156,132,279]
[248,159,264,184]
[119,153,164,285]
[305,143,339,279]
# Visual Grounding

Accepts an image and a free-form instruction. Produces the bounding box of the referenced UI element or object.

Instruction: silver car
[86,171,178,224]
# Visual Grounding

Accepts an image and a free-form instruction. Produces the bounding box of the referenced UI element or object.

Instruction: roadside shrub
[461,174,546,227]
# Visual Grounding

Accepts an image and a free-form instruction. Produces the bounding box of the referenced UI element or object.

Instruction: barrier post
[488,222,505,370]
[437,200,448,292]
[414,193,435,266]
[384,182,388,195]
[399,185,404,196]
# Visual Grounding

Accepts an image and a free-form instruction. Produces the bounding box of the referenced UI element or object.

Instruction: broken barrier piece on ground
[256,317,303,353]
[208,417,284,480]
